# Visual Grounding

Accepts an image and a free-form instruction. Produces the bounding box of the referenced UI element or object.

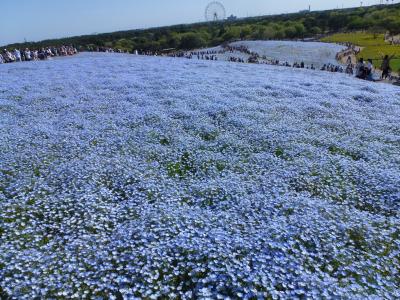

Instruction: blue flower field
[0,53,399,299]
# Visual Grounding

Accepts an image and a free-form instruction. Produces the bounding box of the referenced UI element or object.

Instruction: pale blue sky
[0,0,386,45]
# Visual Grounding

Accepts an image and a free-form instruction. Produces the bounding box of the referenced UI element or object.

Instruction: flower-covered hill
[193,40,344,68]
[0,53,399,299]
[230,40,344,67]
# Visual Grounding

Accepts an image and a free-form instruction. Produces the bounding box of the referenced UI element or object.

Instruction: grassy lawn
[321,32,400,72]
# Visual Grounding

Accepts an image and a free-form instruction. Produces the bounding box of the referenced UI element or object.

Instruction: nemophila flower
[0,53,399,299]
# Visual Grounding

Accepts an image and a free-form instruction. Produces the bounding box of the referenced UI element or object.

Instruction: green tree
[275,30,286,39]
[240,25,252,39]
[347,16,366,30]
[294,23,306,37]
[310,26,322,35]
[284,26,297,39]
[167,34,180,48]
[222,26,241,41]
[179,33,206,49]
[263,25,276,40]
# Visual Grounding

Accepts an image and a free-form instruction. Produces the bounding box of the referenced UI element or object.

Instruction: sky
[0,0,391,46]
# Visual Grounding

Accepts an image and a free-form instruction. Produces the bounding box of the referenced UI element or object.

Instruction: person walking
[366,59,374,81]
[3,49,15,63]
[24,48,31,61]
[381,54,395,80]
[13,49,22,62]
[356,58,366,79]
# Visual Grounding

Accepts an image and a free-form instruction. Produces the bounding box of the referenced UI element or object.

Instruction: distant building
[227,14,237,21]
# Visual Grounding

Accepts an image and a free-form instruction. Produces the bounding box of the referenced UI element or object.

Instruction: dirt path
[337,46,363,65]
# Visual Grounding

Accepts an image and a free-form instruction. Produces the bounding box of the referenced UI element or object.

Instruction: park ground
[321,32,400,72]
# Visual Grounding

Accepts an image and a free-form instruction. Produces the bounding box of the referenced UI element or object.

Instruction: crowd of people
[1,42,398,85]
[223,44,263,63]
[352,54,398,82]
[86,46,127,53]
[336,42,399,82]
[354,58,375,80]
[0,45,78,64]
[186,50,220,61]
[211,43,399,83]
[89,44,400,84]
[170,43,397,83]
[179,44,346,74]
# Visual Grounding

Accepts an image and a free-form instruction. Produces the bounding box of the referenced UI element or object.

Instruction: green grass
[321,32,400,72]
[166,152,196,178]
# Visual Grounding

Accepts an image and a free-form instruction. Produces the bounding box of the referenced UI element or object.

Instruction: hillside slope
[0,54,399,299]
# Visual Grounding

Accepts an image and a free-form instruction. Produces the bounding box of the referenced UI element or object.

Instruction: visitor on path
[13,49,21,62]
[20,50,26,61]
[356,58,366,79]
[393,73,400,86]
[24,49,31,61]
[38,48,46,60]
[32,50,39,61]
[2,49,15,63]
[345,63,353,75]
[366,59,374,81]
[15,49,21,61]
[381,54,395,80]
[45,48,53,57]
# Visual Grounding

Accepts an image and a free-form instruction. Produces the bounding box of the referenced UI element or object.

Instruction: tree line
[3,4,400,52]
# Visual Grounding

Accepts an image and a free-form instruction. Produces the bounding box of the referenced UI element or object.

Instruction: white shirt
[14,50,21,59]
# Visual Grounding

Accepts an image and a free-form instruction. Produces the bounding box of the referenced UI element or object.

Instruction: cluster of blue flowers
[0,53,399,299]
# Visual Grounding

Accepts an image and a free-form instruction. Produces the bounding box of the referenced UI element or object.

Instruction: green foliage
[347,228,368,251]
[167,34,180,48]
[113,38,134,51]
[0,285,11,300]
[179,32,206,49]
[222,26,241,41]
[166,152,196,178]
[285,26,298,39]
[328,145,362,161]
[159,136,170,146]
[199,131,218,142]
[239,25,252,39]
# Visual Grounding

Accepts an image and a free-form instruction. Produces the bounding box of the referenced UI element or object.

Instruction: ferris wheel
[205,1,226,22]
